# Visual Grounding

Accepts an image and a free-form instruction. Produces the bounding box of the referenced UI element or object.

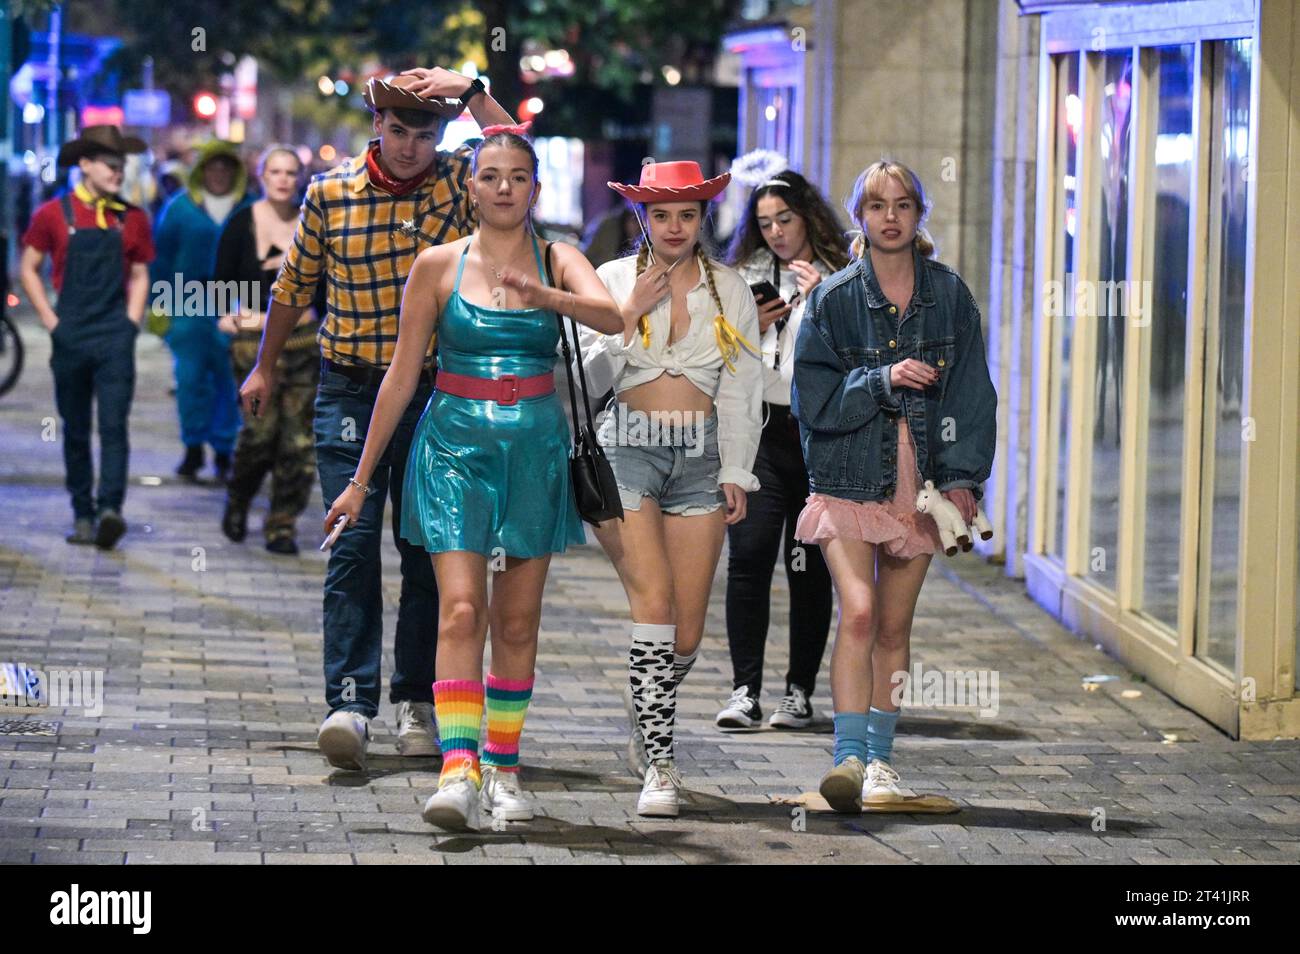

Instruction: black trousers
[50,329,136,520]
[724,403,833,696]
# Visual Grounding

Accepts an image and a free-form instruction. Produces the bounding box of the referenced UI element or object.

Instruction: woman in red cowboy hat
[581,160,763,818]
[325,122,624,832]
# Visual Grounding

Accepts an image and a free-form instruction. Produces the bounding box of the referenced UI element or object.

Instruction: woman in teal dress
[325,124,624,832]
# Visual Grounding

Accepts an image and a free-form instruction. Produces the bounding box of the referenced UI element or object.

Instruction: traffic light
[193,92,218,120]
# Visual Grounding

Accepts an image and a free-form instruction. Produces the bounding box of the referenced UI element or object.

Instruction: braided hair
[631,202,746,370]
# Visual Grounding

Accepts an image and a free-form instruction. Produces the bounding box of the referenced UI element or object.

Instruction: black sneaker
[221,497,248,542]
[95,510,127,550]
[715,687,762,728]
[176,445,204,482]
[213,451,232,485]
[265,536,299,556]
[769,684,815,729]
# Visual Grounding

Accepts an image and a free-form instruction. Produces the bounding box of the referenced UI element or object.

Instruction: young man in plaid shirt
[240,68,513,770]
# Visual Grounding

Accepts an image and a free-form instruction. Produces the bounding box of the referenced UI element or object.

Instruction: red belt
[436,369,553,406]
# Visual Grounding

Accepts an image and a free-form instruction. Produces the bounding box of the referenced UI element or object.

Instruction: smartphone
[319,514,349,551]
[749,280,783,307]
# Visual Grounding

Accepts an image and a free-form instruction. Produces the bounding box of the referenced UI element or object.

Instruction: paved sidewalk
[1,314,1297,864]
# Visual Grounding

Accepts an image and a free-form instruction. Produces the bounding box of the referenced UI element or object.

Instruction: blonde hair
[845,159,935,259]
[256,144,302,179]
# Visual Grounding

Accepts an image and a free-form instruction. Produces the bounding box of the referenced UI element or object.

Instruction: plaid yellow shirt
[270,139,478,367]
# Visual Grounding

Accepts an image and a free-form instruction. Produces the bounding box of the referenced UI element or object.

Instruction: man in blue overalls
[18,126,155,549]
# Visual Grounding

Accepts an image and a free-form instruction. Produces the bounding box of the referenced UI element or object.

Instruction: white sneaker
[637,759,683,818]
[818,756,866,814]
[480,765,535,822]
[862,759,907,804]
[394,700,440,757]
[624,683,649,779]
[421,766,481,832]
[715,686,762,728]
[317,710,370,771]
[769,685,815,729]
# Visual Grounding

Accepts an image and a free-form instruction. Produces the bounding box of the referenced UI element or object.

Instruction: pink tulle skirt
[794,419,943,561]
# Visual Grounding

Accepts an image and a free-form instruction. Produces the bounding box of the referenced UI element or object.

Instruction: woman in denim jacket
[791,160,996,813]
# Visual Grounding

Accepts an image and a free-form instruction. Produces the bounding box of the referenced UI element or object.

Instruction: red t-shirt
[21,192,155,291]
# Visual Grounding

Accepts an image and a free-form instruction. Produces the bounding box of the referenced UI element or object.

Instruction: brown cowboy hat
[608,161,731,204]
[57,125,147,167]
[362,74,463,119]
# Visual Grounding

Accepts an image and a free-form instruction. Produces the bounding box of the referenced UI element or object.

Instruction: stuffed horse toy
[914,480,993,556]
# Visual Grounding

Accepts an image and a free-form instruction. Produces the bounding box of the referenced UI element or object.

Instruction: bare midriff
[619,373,715,417]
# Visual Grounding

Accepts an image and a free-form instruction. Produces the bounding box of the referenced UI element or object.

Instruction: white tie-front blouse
[579,253,763,492]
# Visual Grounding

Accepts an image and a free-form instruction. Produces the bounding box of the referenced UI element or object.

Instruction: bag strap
[545,241,599,438]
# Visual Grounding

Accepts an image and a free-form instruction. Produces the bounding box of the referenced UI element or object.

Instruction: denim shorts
[595,401,725,516]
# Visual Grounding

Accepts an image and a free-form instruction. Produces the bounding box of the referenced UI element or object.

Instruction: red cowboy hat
[608,161,731,203]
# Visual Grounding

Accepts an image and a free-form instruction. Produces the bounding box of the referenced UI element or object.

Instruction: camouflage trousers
[228,338,319,542]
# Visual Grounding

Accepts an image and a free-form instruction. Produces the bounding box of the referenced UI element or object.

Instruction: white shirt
[735,248,834,406]
[201,190,237,225]
[580,253,763,491]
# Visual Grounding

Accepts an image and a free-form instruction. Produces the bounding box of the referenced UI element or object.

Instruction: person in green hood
[150,140,254,483]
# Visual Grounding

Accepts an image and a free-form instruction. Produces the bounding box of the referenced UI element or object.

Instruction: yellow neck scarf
[74,181,127,229]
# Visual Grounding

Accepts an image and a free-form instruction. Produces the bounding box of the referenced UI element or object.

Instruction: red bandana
[365,142,433,196]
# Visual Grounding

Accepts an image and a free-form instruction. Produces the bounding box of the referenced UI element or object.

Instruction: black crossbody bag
[544,242,624,525]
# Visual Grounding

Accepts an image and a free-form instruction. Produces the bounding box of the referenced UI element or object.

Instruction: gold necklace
[477,237,528,282]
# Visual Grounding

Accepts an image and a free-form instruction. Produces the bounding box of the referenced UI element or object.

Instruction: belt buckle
[497,373,519,406]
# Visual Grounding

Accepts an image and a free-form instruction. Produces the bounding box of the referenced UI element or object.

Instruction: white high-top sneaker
[421,764,481,832]
[394,700,440,757]
[317,710,370,771]
[480,765,535,822]
[637,759,683,818]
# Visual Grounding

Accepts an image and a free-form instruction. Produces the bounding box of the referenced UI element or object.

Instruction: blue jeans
[165,315,240,454]
[314,371,439,719]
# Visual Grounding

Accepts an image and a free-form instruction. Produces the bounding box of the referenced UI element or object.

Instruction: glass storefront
[1139,44,1195,635]
[1026,1,1299,737]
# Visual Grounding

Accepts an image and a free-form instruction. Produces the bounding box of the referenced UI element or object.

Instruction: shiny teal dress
[400,236,585,558]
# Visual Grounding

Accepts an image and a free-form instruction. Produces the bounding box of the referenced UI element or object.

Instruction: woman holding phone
[324,124,623,832]
[792,159,996,812]
[717,163,850,731]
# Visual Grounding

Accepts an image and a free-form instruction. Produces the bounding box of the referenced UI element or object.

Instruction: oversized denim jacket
[790,248,997,502]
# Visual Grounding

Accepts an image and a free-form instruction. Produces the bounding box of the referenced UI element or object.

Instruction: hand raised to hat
[399,67,472,100]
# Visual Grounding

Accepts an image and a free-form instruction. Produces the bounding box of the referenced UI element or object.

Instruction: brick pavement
[1,315,1297,864]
